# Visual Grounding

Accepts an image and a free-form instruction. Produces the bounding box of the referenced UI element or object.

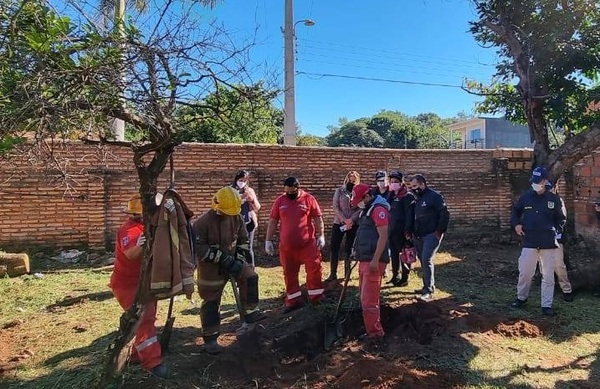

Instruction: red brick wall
[0,142,537,250]
[572,149,600,248]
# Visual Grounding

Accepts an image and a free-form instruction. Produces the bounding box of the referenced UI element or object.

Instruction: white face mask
[377,181,387,189]
[389,182,400,192]
[357,201,366,209]
[237,180,247,189]
[531,183,544,193]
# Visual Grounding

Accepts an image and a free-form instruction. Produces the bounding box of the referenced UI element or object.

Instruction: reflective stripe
[135,335,158,352]
[170,224,180,252]
[287,291,302,300]
[182,277,195,286]
[150,281,172,290]
[307,288,324,296]
[198,279,226,287]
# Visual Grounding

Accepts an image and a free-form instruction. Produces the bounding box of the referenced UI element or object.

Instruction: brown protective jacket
[192,209,249,259]
[150,189,195,299]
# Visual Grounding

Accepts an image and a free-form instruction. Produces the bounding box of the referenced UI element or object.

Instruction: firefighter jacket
[192,209,249,260]
[150,189,195,299]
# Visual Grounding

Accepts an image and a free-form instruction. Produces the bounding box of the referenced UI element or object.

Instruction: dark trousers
[414,232,442,294]
[329,223,357,277]
[389,234,411,281]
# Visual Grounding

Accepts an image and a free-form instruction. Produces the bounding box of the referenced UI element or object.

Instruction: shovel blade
[159,317,176,353]
[324,319,344,351]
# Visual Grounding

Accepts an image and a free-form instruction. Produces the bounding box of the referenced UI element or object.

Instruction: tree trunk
[98,145,173,388]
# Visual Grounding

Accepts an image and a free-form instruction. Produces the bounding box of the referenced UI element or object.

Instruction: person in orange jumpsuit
[109,194,168,378]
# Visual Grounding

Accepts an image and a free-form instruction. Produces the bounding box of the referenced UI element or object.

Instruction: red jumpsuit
[109,218,161,370]
[269,191,324,307]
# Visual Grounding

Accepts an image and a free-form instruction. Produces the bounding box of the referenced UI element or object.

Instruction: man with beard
[408,174,450,302]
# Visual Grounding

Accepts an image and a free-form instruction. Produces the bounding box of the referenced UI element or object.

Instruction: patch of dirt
[0,324,33,375]
[496,319,543,338]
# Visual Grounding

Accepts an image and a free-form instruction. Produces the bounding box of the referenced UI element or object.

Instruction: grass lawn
[1,244,600,388]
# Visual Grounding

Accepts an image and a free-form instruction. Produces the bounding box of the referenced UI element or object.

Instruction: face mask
[531,183,544,193]
[286,191,299,200]
[389,183,400,192]
[377,181,387,189]
[357,201,366,209]
[346,182,355,192]
[237,180,246,189]
[412,187,423,196]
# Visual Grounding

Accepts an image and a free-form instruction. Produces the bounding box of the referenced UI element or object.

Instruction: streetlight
[283,0,315,146]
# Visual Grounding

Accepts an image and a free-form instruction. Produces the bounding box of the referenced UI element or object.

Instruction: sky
[203,0,499,137]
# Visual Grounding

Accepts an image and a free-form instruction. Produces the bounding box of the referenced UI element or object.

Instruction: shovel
[324,260,358,350]
[230,275,252,335]
[159,296,175,353]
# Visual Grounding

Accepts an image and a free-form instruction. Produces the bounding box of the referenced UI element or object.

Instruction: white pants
[517,248,557,308]
[555,244,572,294]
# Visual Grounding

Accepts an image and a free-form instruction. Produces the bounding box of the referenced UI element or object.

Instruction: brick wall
[572,149,600,249]
[0,142,538,251]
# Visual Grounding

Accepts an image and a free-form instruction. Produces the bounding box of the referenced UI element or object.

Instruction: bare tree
[0,0,264,384]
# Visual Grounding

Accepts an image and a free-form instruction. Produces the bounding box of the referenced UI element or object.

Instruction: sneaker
[418,293,433,302]
[563,292,574,302]
[386,275,399,284]
[244,310,267,323]
[542,307,555,316]
[149,364,169,379]
[204,339,222,355]
[511,298,527,308]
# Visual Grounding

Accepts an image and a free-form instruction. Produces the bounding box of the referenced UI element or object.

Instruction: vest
[354,204,390,263]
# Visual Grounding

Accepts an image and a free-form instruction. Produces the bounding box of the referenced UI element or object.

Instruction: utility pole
[283,0,296,145]
[110,0,126,141]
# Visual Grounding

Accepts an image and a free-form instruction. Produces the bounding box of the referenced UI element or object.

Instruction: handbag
[400,246,417,264]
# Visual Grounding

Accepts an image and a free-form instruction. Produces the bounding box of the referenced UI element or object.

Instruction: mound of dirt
[496,320,543,338]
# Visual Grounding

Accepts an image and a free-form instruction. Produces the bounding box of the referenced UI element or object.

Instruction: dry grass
[1,244,600,389]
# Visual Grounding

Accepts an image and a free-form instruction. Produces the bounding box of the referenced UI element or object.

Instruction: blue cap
[545,180,553,189]
[530,167,548,184]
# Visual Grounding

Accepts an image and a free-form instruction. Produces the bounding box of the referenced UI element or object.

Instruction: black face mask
[412,187,424,196]
[346,183,355,192]
[286,191,299,200]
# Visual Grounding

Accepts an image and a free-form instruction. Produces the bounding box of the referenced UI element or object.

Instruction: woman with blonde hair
[326,170,361,281]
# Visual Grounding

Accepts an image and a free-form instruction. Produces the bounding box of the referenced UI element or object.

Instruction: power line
[297,53,491,78]
[296,71,464,88]
[298,37,495,67]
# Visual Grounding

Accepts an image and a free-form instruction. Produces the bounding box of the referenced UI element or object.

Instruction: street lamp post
[283,0,314,146]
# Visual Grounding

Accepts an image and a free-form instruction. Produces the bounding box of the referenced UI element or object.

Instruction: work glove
[236,246,251,264]
[220,254,244,278]
[265,240,275,255]
[136,235,147,247]
[203,245,223,263]
[316,235,326,250]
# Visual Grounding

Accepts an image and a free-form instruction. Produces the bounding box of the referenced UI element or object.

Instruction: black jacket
[511,189,566,249]
[413,187,450,237]
[386,188,415,237]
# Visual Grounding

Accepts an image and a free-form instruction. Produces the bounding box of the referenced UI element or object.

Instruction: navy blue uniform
[511,190,566,249]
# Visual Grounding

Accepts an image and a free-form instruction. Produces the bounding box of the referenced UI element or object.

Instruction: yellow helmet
[124,193,143,214]
[211,186,242,216]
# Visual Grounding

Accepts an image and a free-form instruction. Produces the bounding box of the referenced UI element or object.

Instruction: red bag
[400,246,417,264]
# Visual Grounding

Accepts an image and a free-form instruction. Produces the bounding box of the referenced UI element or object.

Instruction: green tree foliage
[176,83,282,144]
[326,110,456,149]
[468,0,600,178]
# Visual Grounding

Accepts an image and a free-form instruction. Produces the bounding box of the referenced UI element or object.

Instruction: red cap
[351,184,371,207]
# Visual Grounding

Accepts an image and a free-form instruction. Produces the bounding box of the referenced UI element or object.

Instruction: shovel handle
[331,260,358,322]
